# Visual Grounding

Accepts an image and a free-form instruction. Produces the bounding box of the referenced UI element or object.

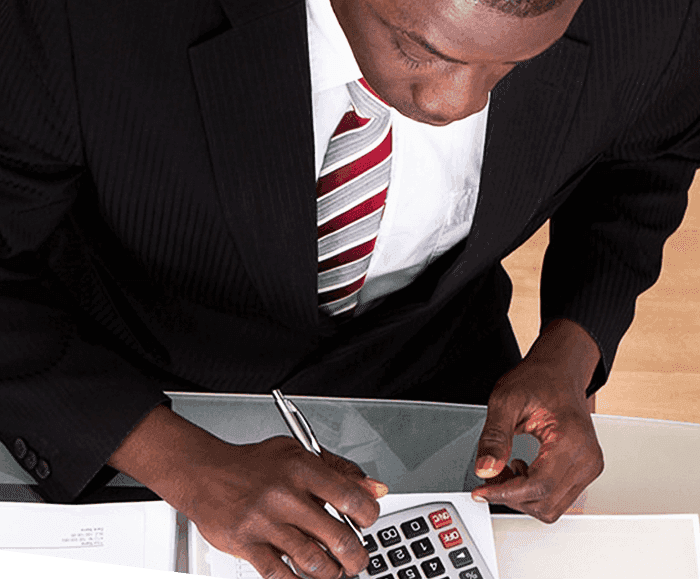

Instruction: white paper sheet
[493,513,700,579]
[0,501,176,571]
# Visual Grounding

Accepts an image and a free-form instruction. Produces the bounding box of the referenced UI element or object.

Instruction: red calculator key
[438,527,463,549]
[428,508,452,529]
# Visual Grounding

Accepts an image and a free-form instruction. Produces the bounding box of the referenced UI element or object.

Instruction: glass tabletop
[167,393,540,494]
[2,392,698,517]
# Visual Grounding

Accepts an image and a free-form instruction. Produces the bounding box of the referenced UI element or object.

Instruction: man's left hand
[470,319,605,523]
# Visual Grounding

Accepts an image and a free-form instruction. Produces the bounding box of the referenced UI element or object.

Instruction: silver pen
[272,389,367,547]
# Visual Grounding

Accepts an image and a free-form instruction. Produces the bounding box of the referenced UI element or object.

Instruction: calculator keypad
[357,502,492,578]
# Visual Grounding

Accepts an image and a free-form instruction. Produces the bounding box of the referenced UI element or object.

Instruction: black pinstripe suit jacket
[1,0,699,502]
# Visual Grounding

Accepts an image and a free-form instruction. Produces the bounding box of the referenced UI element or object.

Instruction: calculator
[356,501,493,579]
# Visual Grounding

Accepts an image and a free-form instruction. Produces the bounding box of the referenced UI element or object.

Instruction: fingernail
[472,495,489,503]
[361,477,388,498]
[475,456,500,477]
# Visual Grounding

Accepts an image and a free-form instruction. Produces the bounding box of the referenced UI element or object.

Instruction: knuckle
[258,484,287,508]
[529,502,560,524]
[345,552,370,578]
[338,489,364,516]
[581,448,604,482]
[295,543,337,577]
[257,561,286,579]
[368,497,381,524]
[593,451,605,476]
[539,511,561,524]
[527,479,552,503]
[479,427,510,448]
[330,528,361,557]
[346,492,378,528]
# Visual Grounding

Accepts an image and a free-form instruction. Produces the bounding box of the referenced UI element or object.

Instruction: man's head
[331,0,584,125]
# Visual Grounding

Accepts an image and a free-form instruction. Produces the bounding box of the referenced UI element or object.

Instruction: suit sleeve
[0,0,170,502]
[540,0,700,396]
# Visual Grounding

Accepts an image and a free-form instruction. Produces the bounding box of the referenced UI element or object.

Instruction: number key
[401,516,429,539]
[420,557,446,578]
[378,526,402,547]
[397,564,421,578]
[410,537,435,559]
[388,546,412,567]
[367,554,388,576]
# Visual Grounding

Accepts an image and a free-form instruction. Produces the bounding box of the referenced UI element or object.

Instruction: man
[1,0,698,576]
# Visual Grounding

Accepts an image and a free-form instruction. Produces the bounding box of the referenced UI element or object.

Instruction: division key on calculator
[356,501,493,579]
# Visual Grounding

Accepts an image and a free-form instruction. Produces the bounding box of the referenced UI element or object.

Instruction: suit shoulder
[569,0,696,77]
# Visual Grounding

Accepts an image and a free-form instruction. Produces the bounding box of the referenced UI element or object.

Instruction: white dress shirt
[306,0,490,311]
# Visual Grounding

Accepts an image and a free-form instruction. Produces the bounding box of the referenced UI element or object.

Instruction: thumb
[474,403,516,479]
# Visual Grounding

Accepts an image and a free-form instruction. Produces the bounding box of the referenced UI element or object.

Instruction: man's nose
[411,67,490,125]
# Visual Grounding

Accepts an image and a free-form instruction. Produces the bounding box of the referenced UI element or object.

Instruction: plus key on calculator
[356,501,493,578]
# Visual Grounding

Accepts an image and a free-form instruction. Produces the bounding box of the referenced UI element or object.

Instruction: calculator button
[420,557,446,578]
[401,516,429,539]
[438,527,462,549]
[459,567,483,579]
[428,508,452,529]
[378,576,395,579]
[364,534,379,553]
[377,526,402,547]
[410,537,435,559]
[449,547,474,568]
[397,564,421,578]
[388,546,412,567]
[367,554,389,576]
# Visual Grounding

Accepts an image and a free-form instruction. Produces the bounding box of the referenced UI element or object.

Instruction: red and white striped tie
[317,79,392,316]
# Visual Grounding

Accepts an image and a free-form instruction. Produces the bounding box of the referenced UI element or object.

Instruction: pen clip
[287,400,323,456]
[272,389,322,456]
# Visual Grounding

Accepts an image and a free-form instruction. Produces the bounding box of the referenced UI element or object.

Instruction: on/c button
[428,508,452,529]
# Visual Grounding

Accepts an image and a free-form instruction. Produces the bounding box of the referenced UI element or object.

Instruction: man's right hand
[108,405,387,578]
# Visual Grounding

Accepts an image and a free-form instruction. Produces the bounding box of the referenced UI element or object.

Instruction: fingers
[263,439,381,574]
[277,494,371,577]
[188,437,384,578]
[471,438,604,523]
[272,526,345,579]
[245,544,302,579]
[302,459,382,530]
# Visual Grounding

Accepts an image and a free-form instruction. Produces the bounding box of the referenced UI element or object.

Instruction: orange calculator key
[438,528,463,549]
[429,508,452,529]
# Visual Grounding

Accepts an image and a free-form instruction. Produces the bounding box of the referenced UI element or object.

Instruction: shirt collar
[306,0,362,94]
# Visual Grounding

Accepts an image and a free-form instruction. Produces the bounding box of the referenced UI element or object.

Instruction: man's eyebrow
[399,28,525,66]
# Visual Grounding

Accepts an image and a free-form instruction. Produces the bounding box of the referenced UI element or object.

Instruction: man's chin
[392,101,485,126]
[392,102,453,126]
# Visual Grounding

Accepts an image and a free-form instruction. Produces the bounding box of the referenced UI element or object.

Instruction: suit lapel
[435,34,591,302]
[188,0,321,332]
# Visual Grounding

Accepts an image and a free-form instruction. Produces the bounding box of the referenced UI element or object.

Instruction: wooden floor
[503,170,700,424]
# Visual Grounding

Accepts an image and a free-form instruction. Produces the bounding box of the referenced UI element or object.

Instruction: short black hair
[478,0,566,18]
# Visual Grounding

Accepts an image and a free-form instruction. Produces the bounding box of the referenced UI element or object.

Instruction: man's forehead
[373,0,575,62]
